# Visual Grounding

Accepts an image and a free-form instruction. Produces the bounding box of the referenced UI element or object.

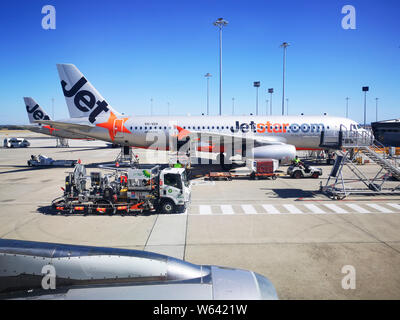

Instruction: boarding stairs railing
[320,127,400,199]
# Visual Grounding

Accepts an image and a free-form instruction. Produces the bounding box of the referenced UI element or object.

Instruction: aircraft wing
[34,120,95,133]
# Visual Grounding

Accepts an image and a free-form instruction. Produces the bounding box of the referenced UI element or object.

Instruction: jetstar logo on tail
[26,104,50,121]
[61,76,109,123]
[95,111,131,141]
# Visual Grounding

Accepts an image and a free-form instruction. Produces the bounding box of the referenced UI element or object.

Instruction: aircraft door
[113,119,124,139]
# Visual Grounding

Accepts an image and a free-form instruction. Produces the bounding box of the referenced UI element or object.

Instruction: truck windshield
[164,173,182,190]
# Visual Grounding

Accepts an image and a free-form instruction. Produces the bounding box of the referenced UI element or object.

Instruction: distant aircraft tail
[56,64,120,123]
[23,97,51,123]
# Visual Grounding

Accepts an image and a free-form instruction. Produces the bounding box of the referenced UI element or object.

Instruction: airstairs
[320,127,400,199]
[56,138,69,148]
[115,146,139,167]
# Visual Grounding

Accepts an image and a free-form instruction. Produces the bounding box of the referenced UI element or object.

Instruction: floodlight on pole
[268,88,274,115]
[253,81,260,115]
[362,86,369,128]
[345,97,349,118]
[204,73,212,115]
[213,18,228,116]
[280,42,290,116]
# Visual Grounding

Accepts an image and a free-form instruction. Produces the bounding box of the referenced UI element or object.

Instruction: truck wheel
[161,200,176,214]
[293,171,303,179]
[272,175,277,180]
[312,172,319,179]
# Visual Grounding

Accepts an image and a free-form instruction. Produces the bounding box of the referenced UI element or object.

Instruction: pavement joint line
[183,209,189,261]
[183,240,400,246]
[0,215,41,238]
[336,214,400,256]
[143,214,159,250]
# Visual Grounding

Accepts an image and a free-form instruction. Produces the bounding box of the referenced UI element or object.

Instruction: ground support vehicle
[52,164,191,215]
[27,155,77,167]
[287,163,323,179]
[3,138,30,148]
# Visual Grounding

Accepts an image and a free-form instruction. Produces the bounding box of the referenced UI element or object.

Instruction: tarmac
[1,130,400,299]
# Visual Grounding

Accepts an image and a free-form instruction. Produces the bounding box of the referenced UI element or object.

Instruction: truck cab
[159,167,191,213]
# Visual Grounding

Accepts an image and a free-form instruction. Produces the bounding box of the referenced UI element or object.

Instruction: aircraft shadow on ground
[56,146,111,153]
[261,188,320,199]
[0,165,43,175]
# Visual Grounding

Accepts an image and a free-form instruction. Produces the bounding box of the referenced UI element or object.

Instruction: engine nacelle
[251,144,296,164]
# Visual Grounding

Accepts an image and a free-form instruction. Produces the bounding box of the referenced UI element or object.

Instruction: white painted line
[220,205,234,215]
[322,203,348,214]
[283,204,303,214]
[199,205,212,215]
[262,204,280,214]
[345,203,370,214]
[303,204,326,214]
[366,203,393,213]
[241,204,257,215]
[386,203,400,211]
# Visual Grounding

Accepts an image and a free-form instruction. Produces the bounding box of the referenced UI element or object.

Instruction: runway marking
[241,204,257,214]
[386,203,400,211]
[262,204,280,214]
[366,203,393,213]
[220,205,234,215]
[283,204,303,214]
[345,203,370,214]
[199,205,212,215]
[303,204,326,214]
[187,202,400,216]
[322,203,348,214]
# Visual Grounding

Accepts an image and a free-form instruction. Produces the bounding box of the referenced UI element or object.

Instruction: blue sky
[0,0,398,124]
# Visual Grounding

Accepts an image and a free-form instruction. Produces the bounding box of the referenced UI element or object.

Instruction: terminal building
[371,119,400,147]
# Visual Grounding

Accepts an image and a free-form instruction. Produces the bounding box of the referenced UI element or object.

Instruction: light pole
[375,98,379,122]
[253,81,260,115]
[232,97,235,115]
[213,18,228,116]
[266,99,269,115]
[362,86,369,128]
[286,98,289,115]
[51,98,54,119]
[268,88,273,115]
[204,73,212,115]
[345,97,349,118]
[280,42,290,115]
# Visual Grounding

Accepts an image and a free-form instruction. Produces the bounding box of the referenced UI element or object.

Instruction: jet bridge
[319,126,400,199]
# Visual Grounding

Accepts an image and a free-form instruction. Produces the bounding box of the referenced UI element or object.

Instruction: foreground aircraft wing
[0,239,278,300]
[34,120,95,133]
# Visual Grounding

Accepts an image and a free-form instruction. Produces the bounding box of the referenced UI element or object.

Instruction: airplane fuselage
[68,114,363,151]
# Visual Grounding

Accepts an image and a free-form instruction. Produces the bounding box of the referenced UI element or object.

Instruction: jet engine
[251,144,296,164]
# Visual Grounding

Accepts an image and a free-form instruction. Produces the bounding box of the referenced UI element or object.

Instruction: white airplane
[24,97,92,140]
[37,64,370,164]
